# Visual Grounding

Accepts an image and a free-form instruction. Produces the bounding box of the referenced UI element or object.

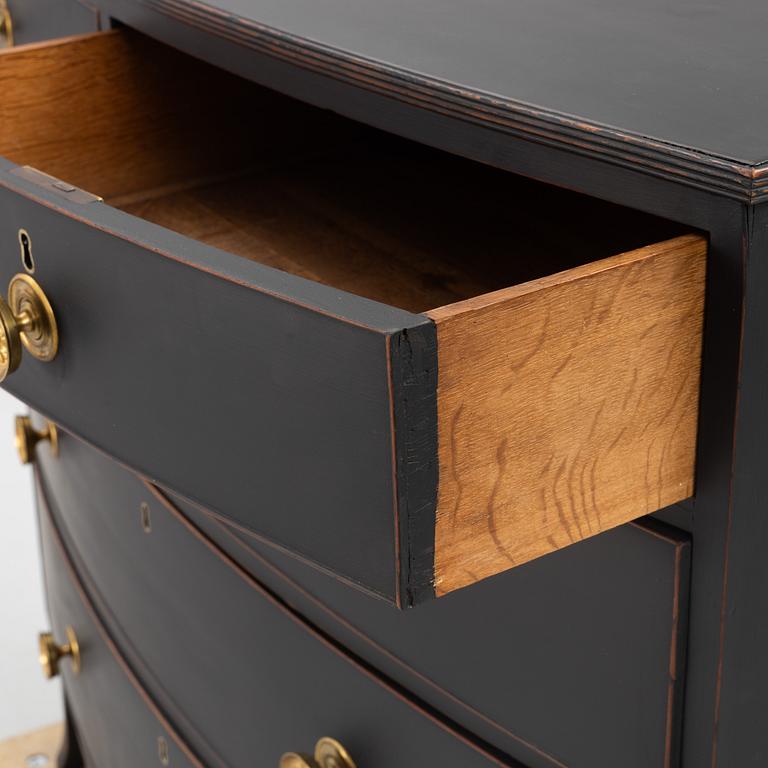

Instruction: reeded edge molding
[137,0,767,203]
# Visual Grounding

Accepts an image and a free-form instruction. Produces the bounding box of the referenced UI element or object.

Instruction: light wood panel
[427,234,706,596]
[0,30,343,200]
[0,723,63,767]
[119,171,496,313]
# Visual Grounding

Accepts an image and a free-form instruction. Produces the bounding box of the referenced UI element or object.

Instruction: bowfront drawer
[1,30,706,605]
[35,428,691,768]
[36,438,510,768]
[39,496,204,768]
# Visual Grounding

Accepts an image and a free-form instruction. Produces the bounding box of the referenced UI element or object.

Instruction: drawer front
[36,427,690,768]
[36,434,510,768]
[39,497,204,768]
[1,171,413,605]
[0,31,429,607]
[2,31,705,605]
[190,501,691,768]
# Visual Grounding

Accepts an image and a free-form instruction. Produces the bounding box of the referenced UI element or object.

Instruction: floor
[0,723,63,768]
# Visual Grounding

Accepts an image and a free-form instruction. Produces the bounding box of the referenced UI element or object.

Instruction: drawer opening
[0,29,688,314]
[0,29,706,600]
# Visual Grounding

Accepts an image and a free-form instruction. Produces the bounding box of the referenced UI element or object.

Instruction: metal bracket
[10,166,103,205]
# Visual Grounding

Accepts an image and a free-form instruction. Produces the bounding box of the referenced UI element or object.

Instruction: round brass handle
[280,738,357,768]
[0,0,13,48]
[0,274,58,383]
[38,626,80,679]
[15,415,58,464]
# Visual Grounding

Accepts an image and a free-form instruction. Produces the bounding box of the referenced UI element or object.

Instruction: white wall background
[0,389,63,739]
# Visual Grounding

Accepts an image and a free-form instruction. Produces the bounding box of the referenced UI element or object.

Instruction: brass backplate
[9,274,59,362]
[0,298,21,381]
[279,738,356,768]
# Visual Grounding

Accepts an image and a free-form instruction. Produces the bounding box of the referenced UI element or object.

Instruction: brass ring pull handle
[280,737,357,768]
[38,627,80,679]
[0,0,13,48]
[0,274,59,383]
[15,415,58,464]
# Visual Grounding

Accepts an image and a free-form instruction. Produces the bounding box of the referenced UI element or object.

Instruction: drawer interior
[0,29,688,314]
[0,29,707,598]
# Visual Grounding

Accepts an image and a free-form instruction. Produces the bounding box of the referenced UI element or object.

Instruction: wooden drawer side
[427,234,706,595]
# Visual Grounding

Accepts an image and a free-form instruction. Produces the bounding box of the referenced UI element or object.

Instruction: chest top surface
[200,0,762,154]
[120,0,768,201]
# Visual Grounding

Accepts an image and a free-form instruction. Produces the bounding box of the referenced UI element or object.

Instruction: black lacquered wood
[37,428,691,768]
[37,434,515,768]
[709,202,768,767]
[38,497,205,768]
[10,4,768,763]
[0,158,437,605]
[95,0,768,200]
[177,490,692,768]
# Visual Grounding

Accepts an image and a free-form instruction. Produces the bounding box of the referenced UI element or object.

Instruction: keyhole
[19,229,33,272]
[140,502,152,533]
[157,736,169,766]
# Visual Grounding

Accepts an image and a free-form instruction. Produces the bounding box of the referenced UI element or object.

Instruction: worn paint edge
[388,320,439,607]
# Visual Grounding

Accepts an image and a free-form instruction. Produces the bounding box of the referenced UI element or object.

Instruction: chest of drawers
[4,1,768,767]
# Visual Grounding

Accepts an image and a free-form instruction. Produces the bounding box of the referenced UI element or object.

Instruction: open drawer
[0,30,706,606]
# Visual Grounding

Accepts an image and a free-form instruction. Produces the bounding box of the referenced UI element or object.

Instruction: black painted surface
[3,10,761,766]
[56,697,84,768]
[37,438,510,768]
[7,157,744,768]
[95,0,768,200]
[37,429,691,768]
[188,496,691,768]
[0,159,439,604]
[673,206,745,768]
[140,0,768,161]
[389,324,438,606]
[38,502,202,768]
[0,112,689,607]
[712,201,768,766]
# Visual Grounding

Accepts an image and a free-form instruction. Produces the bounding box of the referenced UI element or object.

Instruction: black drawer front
[0,31,706,607]
[178,488,692,768]
[36,424,690,768]
[39,498,202,768]
[36,431,508,768]
[0,140,433,605]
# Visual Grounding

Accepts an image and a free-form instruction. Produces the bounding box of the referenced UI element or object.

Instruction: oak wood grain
[118,169,495,312]
[0,30,343,200]
[116,149,685,313]
[427,234,706,596]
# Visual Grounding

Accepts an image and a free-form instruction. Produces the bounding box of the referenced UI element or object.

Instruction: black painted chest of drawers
[4,1,768,767]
